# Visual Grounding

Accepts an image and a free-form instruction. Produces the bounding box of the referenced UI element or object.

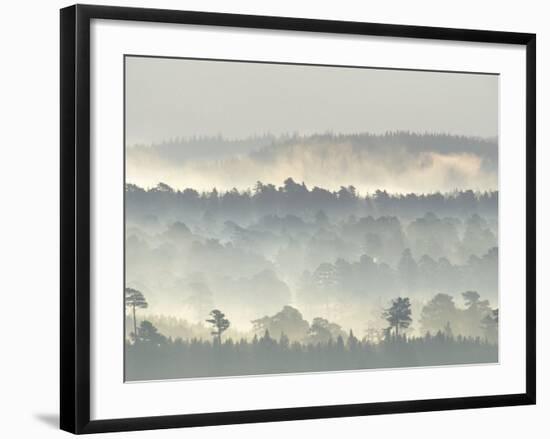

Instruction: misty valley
[123,54,500,381]
[125,168,498,380]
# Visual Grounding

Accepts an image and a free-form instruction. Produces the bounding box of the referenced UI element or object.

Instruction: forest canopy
[125,179,498,338]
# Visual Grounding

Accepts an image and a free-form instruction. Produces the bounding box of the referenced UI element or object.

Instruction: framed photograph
[60,4,536,434]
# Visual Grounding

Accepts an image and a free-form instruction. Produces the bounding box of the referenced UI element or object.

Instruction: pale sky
[125,56,498,146]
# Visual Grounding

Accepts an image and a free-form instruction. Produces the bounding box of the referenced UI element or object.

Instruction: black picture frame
[60,4,536,434]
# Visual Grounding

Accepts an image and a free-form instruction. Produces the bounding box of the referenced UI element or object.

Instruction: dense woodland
[125,293,498,380]
[129,132,498,165]
[125,132,499,379]
[126,332,497,380]
[126,179,498,222]
[127,132,498,195]
[126,181,497,332]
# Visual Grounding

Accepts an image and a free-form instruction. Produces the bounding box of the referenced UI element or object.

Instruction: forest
[125,292,498,381]
[126,132,498,195]
[126,180,498,332]
[125,132,499,379]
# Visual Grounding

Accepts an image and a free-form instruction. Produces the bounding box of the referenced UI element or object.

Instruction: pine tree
[125,287,148,342]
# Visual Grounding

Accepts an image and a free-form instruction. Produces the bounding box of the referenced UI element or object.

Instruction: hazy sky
[125,56,498,146]
[125,56,498,193]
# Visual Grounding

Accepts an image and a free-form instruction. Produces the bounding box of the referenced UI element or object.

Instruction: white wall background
[0,0,546,437]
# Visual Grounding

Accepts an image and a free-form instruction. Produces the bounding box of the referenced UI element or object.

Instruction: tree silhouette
[347,329,359,350]
[461,290,491,337]
[383,297,412,336]
[136,320,166,345]
[308,317,345,344]
[206,309,230,344]
[419,293,457,334]
[125,287,148,341]
[251,305,309,341]
[462,290,482,308]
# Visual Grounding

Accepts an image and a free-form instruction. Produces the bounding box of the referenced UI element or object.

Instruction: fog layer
[127,132,498,193]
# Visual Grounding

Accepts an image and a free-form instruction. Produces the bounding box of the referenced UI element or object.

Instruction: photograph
[0,0,540,436]
[124,56,500,381]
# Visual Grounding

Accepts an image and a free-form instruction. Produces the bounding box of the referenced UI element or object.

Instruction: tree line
[125,287,498,380]
[126,179,497,221]
[125,322,497,381]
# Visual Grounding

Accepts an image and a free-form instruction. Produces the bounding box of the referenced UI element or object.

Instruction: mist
[127,132,498,193]
[125,179,498,380]
[125,179,498,333]
[124,56,499,380]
